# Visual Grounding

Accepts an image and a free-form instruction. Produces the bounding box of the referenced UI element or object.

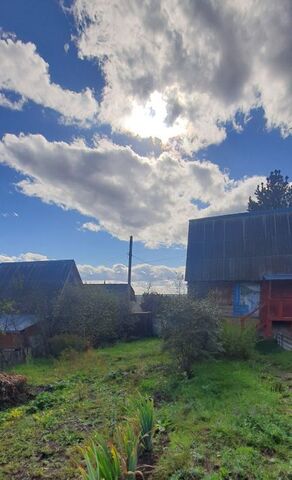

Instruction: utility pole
[127,235,133,286]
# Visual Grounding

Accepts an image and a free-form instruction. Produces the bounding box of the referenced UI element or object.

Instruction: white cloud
[80,221,101,232]
[79,262,185,294]
[0,252,48,263]
[0,33,99,125]
[0,133,263,247]
[72,0,292,151]
[0,92,26,111]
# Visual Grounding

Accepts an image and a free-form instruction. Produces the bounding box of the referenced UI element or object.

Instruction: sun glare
[123,91,186,142]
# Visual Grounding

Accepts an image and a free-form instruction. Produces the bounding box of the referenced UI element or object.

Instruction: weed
[221,321,256,359]
[26,391,61,413]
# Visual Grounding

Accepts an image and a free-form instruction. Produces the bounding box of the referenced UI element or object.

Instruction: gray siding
[186,209,292,282]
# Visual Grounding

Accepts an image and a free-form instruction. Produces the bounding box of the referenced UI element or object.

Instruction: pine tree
[248,170,292,211]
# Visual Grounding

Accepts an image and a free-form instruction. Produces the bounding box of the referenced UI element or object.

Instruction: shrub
[160,295,222,377]
[48,334,87,357]
[221,321,256,359]
[54,286,127,347]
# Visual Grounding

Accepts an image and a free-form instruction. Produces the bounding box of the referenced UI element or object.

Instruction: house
[0,260,82,361]
[0,259,82,311]
[185,208,292,338]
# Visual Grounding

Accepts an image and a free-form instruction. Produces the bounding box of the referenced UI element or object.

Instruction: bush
[141,292,167,336]
[53,286,124,347]
[221,321,256,359]
[160,295,222,377]
[48,334,87,357]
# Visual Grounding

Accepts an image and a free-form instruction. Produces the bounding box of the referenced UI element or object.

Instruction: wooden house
[0,260,82,361]
[185,208,292,338]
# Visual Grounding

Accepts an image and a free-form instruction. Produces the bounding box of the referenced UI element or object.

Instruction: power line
[132,253,186,266]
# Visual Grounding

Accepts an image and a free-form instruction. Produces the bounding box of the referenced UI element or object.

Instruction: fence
[274,332,292,351]
[0,349,26,370]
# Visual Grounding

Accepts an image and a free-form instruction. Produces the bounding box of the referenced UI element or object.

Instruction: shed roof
[186,208,292,282]
[83,283,135,301]
[0,314,38,333]
[0,259,82,301]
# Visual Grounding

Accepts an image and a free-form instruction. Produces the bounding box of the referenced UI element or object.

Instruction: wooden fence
[274,332,292,351]
[0,349,26,370]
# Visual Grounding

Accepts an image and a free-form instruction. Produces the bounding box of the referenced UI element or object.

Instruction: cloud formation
[0,252,48,263]
[0,133,262,247]
[0,252,184,293]
[72,0,292,151]
[79,262,185,294]
[0,33,99,125]
[80,222,101,232]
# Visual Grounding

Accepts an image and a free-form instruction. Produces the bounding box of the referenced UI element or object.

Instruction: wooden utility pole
[127,235,133,286]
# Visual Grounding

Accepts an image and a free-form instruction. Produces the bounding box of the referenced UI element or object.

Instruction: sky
[0,0,292,293]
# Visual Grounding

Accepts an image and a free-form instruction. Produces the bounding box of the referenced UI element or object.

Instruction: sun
[123,91,186,143]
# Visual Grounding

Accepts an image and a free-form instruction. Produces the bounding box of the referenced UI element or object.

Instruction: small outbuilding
[0,259,83,364]
[185,208,292,338]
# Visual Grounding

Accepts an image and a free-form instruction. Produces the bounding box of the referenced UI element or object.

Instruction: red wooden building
[186,208,292,339]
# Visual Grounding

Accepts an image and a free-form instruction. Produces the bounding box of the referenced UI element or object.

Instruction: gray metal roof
[0,314,38,333]
[0,259,82,302]
[84,283,135,300]
[186,208,292,282]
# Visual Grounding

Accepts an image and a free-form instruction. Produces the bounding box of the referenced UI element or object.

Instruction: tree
[248,169,292,211]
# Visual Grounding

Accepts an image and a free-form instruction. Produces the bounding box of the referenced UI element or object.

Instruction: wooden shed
[185,208,292,337]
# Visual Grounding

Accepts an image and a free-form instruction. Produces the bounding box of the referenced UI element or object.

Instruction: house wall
[0,324,39,350]
[188,281,261,318]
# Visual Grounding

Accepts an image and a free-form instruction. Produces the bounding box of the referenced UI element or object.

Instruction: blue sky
[0,0,292,292]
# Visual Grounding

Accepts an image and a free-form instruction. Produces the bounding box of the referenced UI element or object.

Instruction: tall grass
[222,322,256,359]
[115,423,140,479]
[134,395,155,452]
[80,438,121,480]
[80,395,154,479]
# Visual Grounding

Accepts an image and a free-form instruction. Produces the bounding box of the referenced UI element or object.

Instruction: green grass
[0,339,291,479]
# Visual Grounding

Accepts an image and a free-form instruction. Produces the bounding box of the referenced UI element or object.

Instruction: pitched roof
[0,314,38,333]
[186,208,292,282]
[0,259,82,300]
[83,283,135,300]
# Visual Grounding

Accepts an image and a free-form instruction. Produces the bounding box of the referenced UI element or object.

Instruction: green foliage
[80,438,121,480]
[1,339,291,480]
[160,295,222,376]
[54,285,123,347]
[26,391,61,413]
[48,334,87,357]
[80,397,152,480]
[0,299,17,315]
[248,169,292,211]
[115,423,140,478]
[221,322,256,359]
[134,394,155,452]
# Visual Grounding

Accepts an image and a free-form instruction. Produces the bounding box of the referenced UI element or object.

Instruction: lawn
[0,339,291,479]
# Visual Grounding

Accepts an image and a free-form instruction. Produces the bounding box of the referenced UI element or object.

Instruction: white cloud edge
[0,32,99,126]
[0,133,264,248]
